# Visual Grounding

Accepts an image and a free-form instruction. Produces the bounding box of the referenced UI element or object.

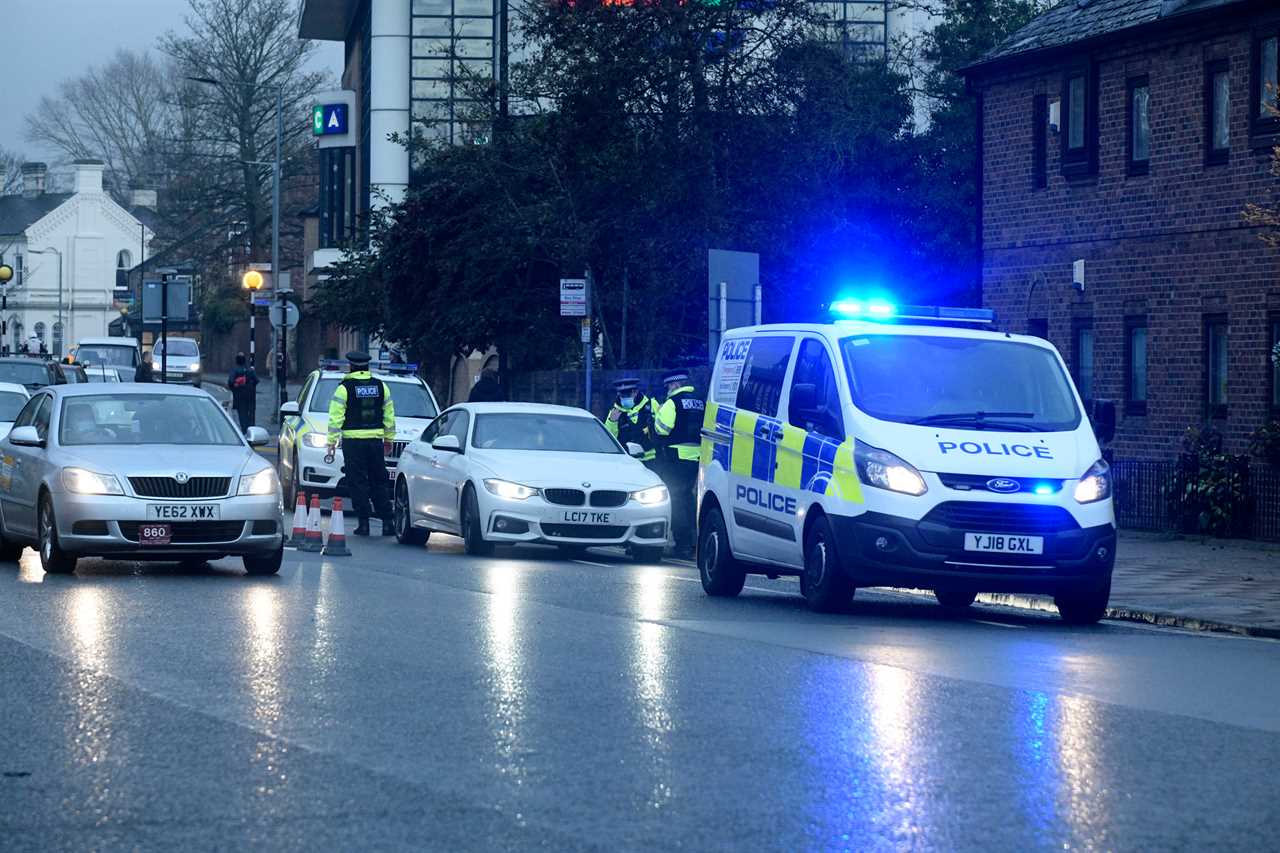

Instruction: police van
[696,302,1117,623]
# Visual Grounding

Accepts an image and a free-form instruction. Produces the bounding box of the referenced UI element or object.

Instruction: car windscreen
[86,368,119,382]
[0,362,49,387]
[157,339,199,357]
[59,394,244,446]
[308,378,438,419]
[0,392,27,421]
[471,413,622,453]
[841,334,1081,432]
[76,345,136,367]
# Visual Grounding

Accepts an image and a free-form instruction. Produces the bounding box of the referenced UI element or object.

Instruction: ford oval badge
[987,477,1019,494]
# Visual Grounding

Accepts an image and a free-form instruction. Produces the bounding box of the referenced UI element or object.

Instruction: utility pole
[0,264,11,356]
[273,84,285,418]
[242,270,265,371]
[583,268,593,412]
[161,275,169,382]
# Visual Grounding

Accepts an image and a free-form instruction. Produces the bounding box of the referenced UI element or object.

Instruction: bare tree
[0,147,22,196]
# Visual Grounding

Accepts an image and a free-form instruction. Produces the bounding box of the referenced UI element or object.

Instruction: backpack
[232,373,249,389]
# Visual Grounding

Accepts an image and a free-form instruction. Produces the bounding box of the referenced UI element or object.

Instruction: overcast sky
[1,0,343,161]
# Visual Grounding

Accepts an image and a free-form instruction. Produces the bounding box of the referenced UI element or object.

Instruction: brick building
[963,0,1280,459]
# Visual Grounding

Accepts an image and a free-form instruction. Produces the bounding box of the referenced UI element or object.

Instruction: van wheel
[934,588,977,610]
[1055,577,1111,625]
[800,515,853,613]
[461,486,494,556]
[698,504,745,597]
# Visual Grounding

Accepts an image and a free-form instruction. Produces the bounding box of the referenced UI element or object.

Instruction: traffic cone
[288,492,308,547]
[322,496,352,557]
[301,494,323,552]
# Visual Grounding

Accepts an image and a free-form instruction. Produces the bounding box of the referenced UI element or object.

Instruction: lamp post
[0,264,12,356]
[242,269,265,368]
[28,247,62,357]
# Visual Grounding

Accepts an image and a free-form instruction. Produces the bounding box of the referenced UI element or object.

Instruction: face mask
[620,396,635,409]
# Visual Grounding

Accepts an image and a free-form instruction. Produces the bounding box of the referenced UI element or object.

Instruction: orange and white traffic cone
[301,493,324,552]
[288,492,308,547]
[322,496,352,557]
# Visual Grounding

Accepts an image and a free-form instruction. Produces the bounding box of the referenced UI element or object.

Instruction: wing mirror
[626,442,645,458]
[9,426,43,447]
[246,426,270,447]
[1090,399,1116,444]
[432,434,462,453]
[279,401,300,417]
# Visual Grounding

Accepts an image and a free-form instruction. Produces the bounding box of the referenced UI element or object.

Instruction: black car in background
[0,357,70,391]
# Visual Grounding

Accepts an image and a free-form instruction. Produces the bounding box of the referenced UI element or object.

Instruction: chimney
[20,162,47,199]
[72,158,105,195]
[131,188,158,210]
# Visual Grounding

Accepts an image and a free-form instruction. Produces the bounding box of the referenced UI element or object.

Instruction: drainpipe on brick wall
[974,87,984,309]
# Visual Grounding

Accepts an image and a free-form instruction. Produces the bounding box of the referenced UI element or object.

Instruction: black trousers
[344,438,391,521]
[234,402,253,433]
[658,457,698,552]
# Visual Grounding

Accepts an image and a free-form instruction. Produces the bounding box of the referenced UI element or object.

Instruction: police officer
[653,370,705,559]
[605,377,659,467]
[326,351,396,536]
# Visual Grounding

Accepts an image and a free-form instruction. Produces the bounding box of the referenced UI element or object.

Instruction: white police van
[696,302,1117,623]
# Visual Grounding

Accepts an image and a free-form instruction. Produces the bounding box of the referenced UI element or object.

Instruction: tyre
[284,452,299,507]
[38,496,76,575]
[1055,577,1111,625]
[800,514,853,613]
[631,545,665,564]
[394,478,429,546]
[698,503,745,597]
[244,548,283,576]
[934,588,978,610]
[461,486,494,556]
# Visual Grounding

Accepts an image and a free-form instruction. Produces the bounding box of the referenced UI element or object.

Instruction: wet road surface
[1,535,1277,851]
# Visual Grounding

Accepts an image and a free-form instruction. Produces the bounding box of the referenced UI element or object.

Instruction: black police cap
[346,350,372,366]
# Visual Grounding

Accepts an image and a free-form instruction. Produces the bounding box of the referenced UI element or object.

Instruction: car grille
[544,488,586,506]
[542,523,629,540]
[936,473,1063,494]
[129,477,230,499]
[588,490,628,508]
[386,441,409,461]
[118,521,246,543]
[922,501,1079,534]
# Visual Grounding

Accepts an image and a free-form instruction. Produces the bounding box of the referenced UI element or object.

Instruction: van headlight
[62,467,124,495]
[303,432,329,449]
[238,467,278,496]
[631,485,669,505]
[483,479,538,500]
[1073,459,1112,504]
[854,440,927,496]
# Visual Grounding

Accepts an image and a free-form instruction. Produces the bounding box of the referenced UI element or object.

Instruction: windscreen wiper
[910,411,1038,431]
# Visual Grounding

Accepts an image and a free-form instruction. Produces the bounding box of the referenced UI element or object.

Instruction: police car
[278,360,441,504]
[697,302,1117,623]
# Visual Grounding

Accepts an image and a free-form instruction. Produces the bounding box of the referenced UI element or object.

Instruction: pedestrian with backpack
[228,352,259,434]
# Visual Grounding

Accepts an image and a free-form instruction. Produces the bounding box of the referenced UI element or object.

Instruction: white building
[0,160,154,356]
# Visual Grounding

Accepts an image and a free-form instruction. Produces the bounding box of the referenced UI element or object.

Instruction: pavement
[0,536,1277,850]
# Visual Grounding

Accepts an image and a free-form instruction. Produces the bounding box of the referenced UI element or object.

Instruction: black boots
[380,516,395,536]
[353,519,371,536]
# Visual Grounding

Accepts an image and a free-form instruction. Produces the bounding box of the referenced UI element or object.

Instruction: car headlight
[303,431,329,449]
[854,440,927,496]
[483,479,538,500]
[1073,458,1112,504]
[62,467,124,495]
[188,362,201,372]
[238,467,278,496]
[631,485,669,505]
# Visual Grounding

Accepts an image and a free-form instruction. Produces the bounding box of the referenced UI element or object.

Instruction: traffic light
[242,269,265,291]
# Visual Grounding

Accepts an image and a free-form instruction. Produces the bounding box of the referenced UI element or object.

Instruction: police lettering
[736,484,797,514]
[354,385,380,398]
[721,339,751,360]
[937,440,1053,460]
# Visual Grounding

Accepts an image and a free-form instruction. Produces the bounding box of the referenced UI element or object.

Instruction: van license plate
[964,533,1043,554]
[147,504,221,521]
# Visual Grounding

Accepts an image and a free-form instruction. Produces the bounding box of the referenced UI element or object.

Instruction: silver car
[151,337,203,387]
[0,385,284,575]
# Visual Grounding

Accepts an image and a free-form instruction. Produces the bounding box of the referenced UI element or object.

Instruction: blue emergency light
[829,299,996,326]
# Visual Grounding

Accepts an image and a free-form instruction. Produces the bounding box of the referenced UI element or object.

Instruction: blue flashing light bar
[317,358,420,374]
[829,301,996,326]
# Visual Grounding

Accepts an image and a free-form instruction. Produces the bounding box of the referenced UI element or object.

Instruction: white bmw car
[391,403,671,560]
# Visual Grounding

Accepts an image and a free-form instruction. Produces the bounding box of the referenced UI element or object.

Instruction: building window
[1072,320,1094,403]
[1205,315,1229,418]
[33,322,45,345]
[1127,76,1150,175]
[319,147,358,249]
[1125,317,1148,416]
[115,249,132,291]
[1254,33,1280,134]
[1061,66,1097,176]
[52,322,63,357]
[812,0,888,61]
[1206,60,1231,164]
[9,320,21,355]
[1032,94,1048,189]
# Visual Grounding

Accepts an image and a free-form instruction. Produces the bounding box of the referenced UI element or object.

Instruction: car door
[415,410,463,530]
[2,394,52,537]
[280,373,315,470]
[434,410,472,528]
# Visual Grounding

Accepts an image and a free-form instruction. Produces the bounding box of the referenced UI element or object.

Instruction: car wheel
[38,496,76,575]
[1055,577,1111,625]
[461,486,494,556]
[284,451,299,507]
[244,548,283,576]
[698,503,745,597]
[394,478,429,546]
[934,588,978,610]
[800,514,853,613]
[631,545,665,564]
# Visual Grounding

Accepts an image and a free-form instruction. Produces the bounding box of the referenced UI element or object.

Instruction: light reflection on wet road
[0,537,1277,851]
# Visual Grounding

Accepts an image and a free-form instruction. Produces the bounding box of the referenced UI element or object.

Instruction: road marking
[666,575,791,597]
[971,619,1025,630]
[574,560,615,569]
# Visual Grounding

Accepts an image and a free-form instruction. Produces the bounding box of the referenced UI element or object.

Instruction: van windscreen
[841,335,1081,432]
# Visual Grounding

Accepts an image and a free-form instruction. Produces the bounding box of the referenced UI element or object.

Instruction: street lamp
[242,268,265,368]
[0,264,12,356]
[27,247,62,357]
[188,74,284,411]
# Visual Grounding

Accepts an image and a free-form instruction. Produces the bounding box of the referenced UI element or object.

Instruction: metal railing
[1111,458,1280,541]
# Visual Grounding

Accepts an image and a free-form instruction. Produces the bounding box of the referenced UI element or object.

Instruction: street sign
[252,294,273,307]
[560,278,587,317]
[313,103,348,136]
[580,318,592,343]
[269,301,300,329]
[142,279,191,322]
